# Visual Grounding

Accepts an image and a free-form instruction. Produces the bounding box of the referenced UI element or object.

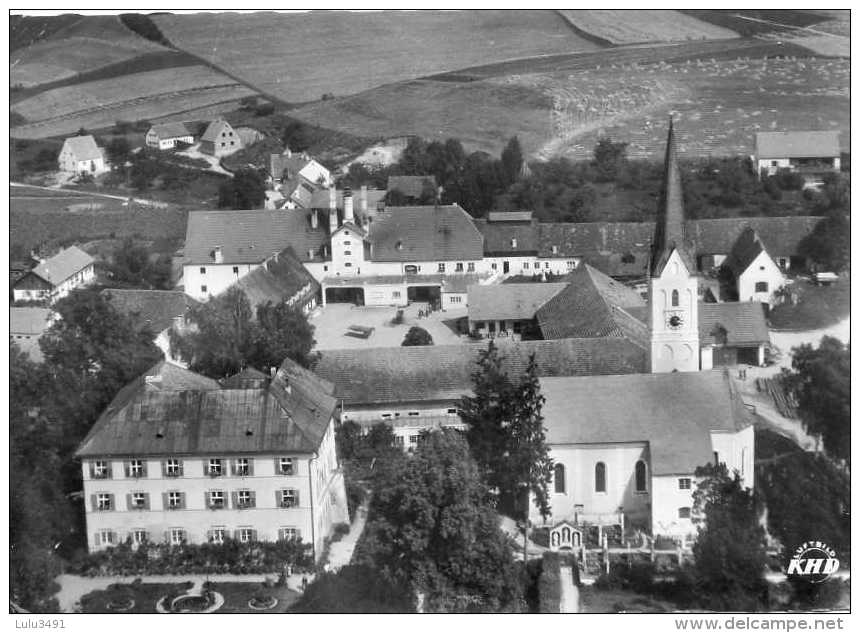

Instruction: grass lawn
[206,582,301,613]
[768,278,850,331]
[80,582,192,613]
[579,585,678,613]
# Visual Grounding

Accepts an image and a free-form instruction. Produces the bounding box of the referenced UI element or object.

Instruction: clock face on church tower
[667,313,684,330]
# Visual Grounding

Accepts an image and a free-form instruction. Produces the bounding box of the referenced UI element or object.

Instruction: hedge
[538,552,562,613]
[71,537,312,576]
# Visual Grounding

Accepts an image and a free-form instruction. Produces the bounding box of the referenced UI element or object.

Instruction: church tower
[649,118,699,372]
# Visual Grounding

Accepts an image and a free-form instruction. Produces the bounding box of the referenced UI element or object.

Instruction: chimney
[310,209,319,229]
[284,147,292,158]
[213,245,223,264]
[329,187,336,210]
[329,208,338,233]
[343,186,354,224]
[360,185,368,215]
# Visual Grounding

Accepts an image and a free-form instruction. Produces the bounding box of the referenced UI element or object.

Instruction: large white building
[76,359,349,560]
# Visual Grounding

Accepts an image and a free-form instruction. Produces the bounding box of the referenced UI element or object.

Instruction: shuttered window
[278,489,299,508]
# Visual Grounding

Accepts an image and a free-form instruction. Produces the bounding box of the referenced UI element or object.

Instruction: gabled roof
[698,302,770,347]
[468,282,568,322]
[686,216,821,257]
[183,209,330,264]
[149,122,191,139]
[201,119,234,142]
[75,357,335,458]
[536,265,646,341]
[27,245,94,287]
[10,307,52,335]
[314,337,647,406]
[368,204,484,262]
[474,217,539,255]
[229,246,320,309]
[723,227,766,276]
[220,367,270,389]
[651,118,695,276]
[755,131,840,159]
[387,175,437,199]
[102,289,198,334]
[270,153,316,181]
[62,135,102,161]
[540,370,752,475]
[537,221,654,259]
[309,188,387,211]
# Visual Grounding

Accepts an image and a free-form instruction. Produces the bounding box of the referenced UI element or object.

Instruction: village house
[13,245,95,303]
[753,130,841,183]
[101,289,199,366]
[314,337,647,450]
[270,148,333,209]
[145,122,194,150]
[720,227,785,309]
[10,306,54,362]
[75,358,349,559]
[199,119,243,157]
[536,370,754,544]
[58,135,107,175]
[228,246,321,316]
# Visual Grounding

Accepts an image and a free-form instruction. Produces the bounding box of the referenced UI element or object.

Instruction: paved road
[559,565,579,613]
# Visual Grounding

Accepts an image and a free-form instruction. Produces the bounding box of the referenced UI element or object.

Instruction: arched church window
[554,463,566,494]
[635,460,647,493]
[671,289,679,307]
[595,462,606,493]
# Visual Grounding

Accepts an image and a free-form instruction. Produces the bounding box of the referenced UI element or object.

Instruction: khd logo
[786,541,840,583]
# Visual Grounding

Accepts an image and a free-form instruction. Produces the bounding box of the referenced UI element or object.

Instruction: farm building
[13,245,95,303]
[75,357,348,559]
[720,227,785,308]
[466,264,647,342]
[314,337,647,449]
[101,289,199,366]
[270,148,333,209]
[145,122,194,150]
[536,370,753,543]
[58,135,107,175]
[753,131,841,182]
[10,306,54,362]
[199,118,243,157]
[698,301,770,368]
[227,246,321,315]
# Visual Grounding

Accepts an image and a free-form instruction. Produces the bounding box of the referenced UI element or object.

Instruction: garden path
[558,565,580,613]
[327,496,370,571]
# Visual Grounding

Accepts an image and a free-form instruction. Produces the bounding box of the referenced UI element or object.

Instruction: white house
[145,122,194,150]
[722,227,785,308]
[270,149,333,204]
[753,131,841,181]
[58,135,107,175]
[12,245,95,303]
[75,358,349,559]
[537,370,754,541]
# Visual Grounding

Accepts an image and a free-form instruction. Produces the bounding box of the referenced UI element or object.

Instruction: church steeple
[651,117,692,276]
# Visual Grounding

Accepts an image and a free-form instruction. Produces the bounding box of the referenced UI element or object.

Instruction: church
[530,120,755,545]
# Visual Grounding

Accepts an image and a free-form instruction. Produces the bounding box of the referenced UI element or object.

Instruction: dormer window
[511,238,518,248]
[552,245,559,255]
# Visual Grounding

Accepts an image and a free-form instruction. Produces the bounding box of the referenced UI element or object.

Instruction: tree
[171,287,256,378]
[691,463,769,611]
[593,137,628,182]
[798,214,850,273]
[292,565,415,613]
[358,429,522,612]
[402,326,434,347]
[106,238,171,289]
[459,343,553,520]
[781,337,850,461]
[105,137,132,168]
[500,136,524,186]
[249,300,317,370]
[218,168,266,209]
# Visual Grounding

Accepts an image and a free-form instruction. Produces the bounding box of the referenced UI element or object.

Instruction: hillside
[152,10,604,104]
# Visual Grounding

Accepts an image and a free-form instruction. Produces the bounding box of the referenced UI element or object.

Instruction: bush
[345,480,366,517]
[69,537,313,576]
[331,522,350,542]
[538,552,562,613]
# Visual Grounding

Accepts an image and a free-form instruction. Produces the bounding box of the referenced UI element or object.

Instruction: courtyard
[311,302,469,350]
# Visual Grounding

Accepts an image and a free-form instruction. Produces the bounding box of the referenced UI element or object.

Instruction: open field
[291,40,846,159]
[560,10,738,44]
[679,10,833,36]
[11,64,256,139]
[10,15,165,87]
[153,10,603,104]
